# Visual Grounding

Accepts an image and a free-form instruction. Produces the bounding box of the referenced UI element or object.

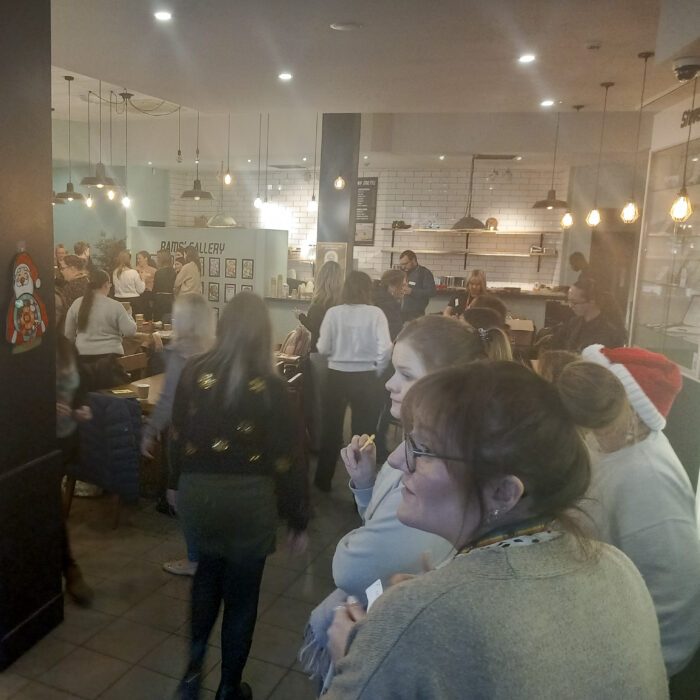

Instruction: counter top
[435,288,567,301]
[265,296,311,304]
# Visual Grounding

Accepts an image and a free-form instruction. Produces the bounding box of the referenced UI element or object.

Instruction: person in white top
[174,245,202,297]
[315,271,393,492]
[554,345,700,683]
[112,250,145,312]
[64,269,137,389]
[300,316,512,692]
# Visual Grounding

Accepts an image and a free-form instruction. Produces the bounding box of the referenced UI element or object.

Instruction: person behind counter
[324,362,668,699]
[298,260,344,352]
[113,250,146,315]
[373,269,406,341]
[152,250,178,322]
[174,245,202,297]
[63,269,137,390]
[398,250,435,323]
[544,278,626,352]
[171,292,309,700]
[443,269,488,317]
[569,251,594,284]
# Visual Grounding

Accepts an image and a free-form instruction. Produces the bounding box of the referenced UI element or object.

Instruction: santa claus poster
[6,251,48,354]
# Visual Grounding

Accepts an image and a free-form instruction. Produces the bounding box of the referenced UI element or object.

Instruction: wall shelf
[410,228,562,236]
[381,248,556,258]
[381,248,469,256]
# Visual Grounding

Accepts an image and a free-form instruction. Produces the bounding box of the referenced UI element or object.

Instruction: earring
[486,508,501,523]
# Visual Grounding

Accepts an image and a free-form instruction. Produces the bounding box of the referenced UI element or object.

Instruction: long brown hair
[77,269,110,332]
[184,245,200,272]
[192,292,273,409]
[313,260,343,307]
[402,362,591,543]
[115,250,132,279]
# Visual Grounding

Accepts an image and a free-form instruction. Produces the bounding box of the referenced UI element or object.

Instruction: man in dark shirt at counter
[399,250,435,323]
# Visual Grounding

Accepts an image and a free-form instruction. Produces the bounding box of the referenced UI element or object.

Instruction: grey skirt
[178,472,278,561]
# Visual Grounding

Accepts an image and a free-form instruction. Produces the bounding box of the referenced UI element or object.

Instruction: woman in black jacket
[298,260,343,351]
[373,269,406,341]
[172,292,309,700]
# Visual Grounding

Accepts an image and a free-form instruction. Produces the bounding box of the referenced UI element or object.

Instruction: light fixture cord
[178,106,181,156]
[109,91,113,167]
[226,113,231,171]
[312,112,319,197]
[465,155,476,216]
[98,80,102,164]
[86,91,92,170]
[630,55,651,198]
[681,77,698,189]
[550,112,561,190]
[593,84,612,207]
[256,113,262,196]
[124,91,128,192]
[196,111,200,180]
[67,78,72,181]
[264,113,270,202]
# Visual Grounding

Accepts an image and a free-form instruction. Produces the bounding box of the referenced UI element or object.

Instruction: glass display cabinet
[631,137,700,377]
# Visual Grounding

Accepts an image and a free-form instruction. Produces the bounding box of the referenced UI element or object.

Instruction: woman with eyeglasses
[300,316,511,693]
[324,362,667,699]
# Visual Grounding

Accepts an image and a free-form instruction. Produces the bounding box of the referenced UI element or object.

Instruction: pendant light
[620,52,654,224]
[561,105,584,229]
[308,113,319,212]
[106,91,118,200]
[670,77,697,223]
[333,176,346,190]
[224,113,232,185]
[586,82,614,228]
[56,76,85,203]
[81,82,116,190]
[253,113,263,208]
[120,90,133,208]
[52,192,65,206]
[181,112,213,201]
[176,107,183,163]
[263,113,270,205]
[533,112,568,210]
[452,155,485,229]
[208,160,238,227]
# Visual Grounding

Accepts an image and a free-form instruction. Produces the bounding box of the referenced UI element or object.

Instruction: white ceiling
[51,0,680,115]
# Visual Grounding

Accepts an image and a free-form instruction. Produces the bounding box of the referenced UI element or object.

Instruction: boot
[215,681,252,700]
[64,564,94,607]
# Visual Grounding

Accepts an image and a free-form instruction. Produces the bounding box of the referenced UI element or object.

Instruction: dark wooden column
[317,113,361,275]
[0,0,64,670]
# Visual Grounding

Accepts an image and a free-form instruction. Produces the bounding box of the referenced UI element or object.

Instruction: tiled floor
[3,483,361,700]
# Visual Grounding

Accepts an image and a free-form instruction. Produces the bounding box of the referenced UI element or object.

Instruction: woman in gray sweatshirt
[325,362,668,699]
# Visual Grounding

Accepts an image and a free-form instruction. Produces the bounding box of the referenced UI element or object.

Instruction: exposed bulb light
[302,157,308,162]
[560,211,574,229]
[519,54,536,64]
[621,200,639,224]
[96,182,104,189]
[308,194,318,212]
[363,155,369,160]
[154,10,172,21]
[439,155,446,161]
[247,158,252,163]
[85,193,94,208]
[121,194,131,208]
[585,208,601,227]
[515,156,523,161]
[670,189,693,223]
[148,161,153,166]
[278,72,293,81]
[540,99,555,107]
[107,188,116,200]
[254,196,263,209]
[334,175,346,190]
[224,171,232,185]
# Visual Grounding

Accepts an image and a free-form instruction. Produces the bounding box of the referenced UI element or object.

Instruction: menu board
[354,176,378,246]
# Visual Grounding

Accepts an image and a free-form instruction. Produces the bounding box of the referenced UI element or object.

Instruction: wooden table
[106,373,165,415]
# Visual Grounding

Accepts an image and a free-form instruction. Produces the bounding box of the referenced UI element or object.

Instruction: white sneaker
[163,559,198,576]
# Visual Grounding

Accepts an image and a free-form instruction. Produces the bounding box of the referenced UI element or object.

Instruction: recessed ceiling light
[330,22,363,31]
[278,72,293,81]
[693,156,699,162]
[363,155,369,160]
[519,54,536,64]
[515,155,523,161]
[247,158,252,163]
[302,156,307,162]
[439,155,446,161]
[148,161,153,165]
[540,99,555,107]
[154,10,172,21]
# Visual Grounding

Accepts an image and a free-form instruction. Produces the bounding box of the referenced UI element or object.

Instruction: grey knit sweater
[326,534,668,699]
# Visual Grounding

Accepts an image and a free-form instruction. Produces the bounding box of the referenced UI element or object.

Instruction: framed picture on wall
[209,257,220,278]
[199,257,205,273]
[208,282,220,302]
[242,259,254,279]
[241,284,253,292]
[316,242,348,273]
[225,258,237,278]
[224,283,236,302]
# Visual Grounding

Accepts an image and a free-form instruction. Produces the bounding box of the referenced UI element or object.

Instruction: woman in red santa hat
[551,345,700,692]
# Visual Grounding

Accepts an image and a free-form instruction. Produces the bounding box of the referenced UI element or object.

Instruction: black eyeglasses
[403,433,469,474]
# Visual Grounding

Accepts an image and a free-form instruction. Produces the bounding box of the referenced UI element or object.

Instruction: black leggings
[315,369,383,490]
[189,554,266,690]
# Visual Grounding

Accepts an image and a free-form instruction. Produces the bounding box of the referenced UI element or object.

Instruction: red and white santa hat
[14,251,41,289]
[581,344,682,431]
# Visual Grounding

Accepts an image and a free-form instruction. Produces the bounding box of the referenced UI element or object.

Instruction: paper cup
[135,384,150,400]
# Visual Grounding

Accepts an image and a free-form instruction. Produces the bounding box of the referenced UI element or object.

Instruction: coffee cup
[135,383,150,400]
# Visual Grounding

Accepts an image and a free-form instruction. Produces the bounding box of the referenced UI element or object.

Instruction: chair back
[116,352,149,380]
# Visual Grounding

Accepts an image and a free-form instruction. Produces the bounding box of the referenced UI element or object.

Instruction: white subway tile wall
[169,164,568,287]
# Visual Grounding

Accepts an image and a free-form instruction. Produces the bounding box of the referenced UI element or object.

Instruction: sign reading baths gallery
[159,240,227,255]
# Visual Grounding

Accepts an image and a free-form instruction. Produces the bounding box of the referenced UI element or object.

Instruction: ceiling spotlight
[439,155,446,161]
[154,10,172,21]
[693,157,699,162]
[302,156,307,162]
[363,155,369,160]
[515,156,523,161]
[519,54,536,64]
[148,161,152,165]
[278,72,293,81]
[248,158,252,163]
[330,22,363,31]
[540,99,555,107]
